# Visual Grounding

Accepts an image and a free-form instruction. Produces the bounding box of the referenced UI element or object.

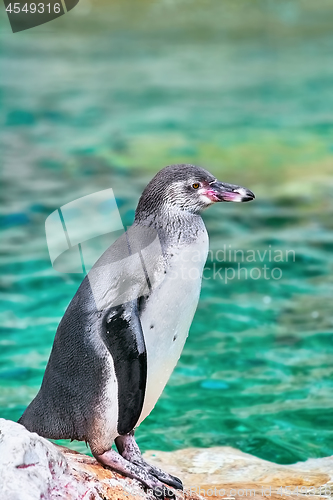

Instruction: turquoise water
[1,0,333,464]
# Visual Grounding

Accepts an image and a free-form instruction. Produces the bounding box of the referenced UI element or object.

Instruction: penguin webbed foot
[93,447,180,499]
[115,433,183,493]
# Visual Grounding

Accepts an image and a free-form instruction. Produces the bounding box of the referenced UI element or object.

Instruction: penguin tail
[18,391,74,441]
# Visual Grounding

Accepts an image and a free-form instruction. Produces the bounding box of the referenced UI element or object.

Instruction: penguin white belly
[137,230,209,425]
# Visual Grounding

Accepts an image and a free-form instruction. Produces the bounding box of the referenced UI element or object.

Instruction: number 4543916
[6,3,61,13]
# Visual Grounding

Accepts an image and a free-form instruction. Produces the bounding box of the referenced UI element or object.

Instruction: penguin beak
[207,181,255,203]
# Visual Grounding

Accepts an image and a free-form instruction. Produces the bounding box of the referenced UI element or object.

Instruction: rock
[1,418,332,500]
[0,418,200,500]
[144,447,333,500]
[0,418,92,500]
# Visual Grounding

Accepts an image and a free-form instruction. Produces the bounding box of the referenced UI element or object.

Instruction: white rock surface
[0,418,91,499]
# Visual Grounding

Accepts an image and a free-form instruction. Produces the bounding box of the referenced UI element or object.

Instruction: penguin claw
[168,475,183,491]
[134,460,183,491]
[152,473,183,491]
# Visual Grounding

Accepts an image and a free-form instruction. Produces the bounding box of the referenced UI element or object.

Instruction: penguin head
[135,164,255,219]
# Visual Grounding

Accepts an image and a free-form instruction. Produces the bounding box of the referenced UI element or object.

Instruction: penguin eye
[192,183,200,189]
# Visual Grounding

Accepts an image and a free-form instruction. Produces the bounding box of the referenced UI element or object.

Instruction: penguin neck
[134,206,206,246]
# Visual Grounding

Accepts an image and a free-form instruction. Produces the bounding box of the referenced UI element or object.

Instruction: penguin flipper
[101,299,147,435]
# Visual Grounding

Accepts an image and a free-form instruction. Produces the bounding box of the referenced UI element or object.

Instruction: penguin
[19,164,255,493]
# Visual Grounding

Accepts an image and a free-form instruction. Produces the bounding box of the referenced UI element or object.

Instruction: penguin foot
[115,433,183,491]
[93,448,177,498]
[135,459,183,491]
